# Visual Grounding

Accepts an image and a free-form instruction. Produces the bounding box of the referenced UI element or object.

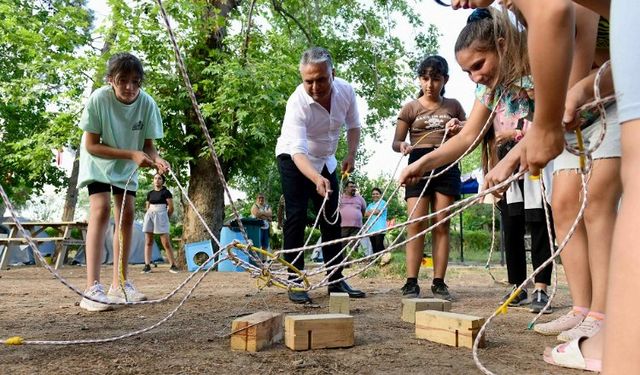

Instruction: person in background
[251,193,272,252]
[142,172,178,274]
[364,187,388,254]
[339,180,367,251]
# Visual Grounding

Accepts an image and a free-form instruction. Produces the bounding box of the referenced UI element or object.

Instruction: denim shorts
[554,103,621,172]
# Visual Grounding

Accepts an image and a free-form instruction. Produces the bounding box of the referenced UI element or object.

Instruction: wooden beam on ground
[401,298,452,323]
[415,310,485,349]
[329,292,350,314]
[230,312,283,352]
[285,314,354,351]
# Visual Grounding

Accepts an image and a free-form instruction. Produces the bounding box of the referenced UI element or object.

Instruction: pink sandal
[543,337,601,372]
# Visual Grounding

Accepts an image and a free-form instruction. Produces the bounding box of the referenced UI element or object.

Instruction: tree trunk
[174,0,239,268]
[61,153,80,221]
[179,156,225,268]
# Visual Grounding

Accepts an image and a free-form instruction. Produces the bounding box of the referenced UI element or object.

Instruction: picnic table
[0,221,88,270]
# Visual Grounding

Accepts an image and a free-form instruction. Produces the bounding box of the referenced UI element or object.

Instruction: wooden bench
[0,221,87,270]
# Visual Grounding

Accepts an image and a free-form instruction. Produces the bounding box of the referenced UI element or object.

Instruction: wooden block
[284,314,354,350]
[415,310,485,349]
[230,312,283,352]
[401,298,452,323]
[329,293,350,314]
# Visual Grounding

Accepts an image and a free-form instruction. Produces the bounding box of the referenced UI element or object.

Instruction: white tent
[0,220,55,265]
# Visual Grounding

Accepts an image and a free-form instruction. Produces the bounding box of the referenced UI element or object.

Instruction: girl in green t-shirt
[77,53,170,312]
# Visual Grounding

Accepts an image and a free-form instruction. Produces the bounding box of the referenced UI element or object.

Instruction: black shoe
[431,280,454,301]
[501,286,528,306]
[530,289,553,314]
[327,280,366,298]
[288,290,312,304]
[169,264,179,274]
[401,281,420,298]
[141,264,151,273]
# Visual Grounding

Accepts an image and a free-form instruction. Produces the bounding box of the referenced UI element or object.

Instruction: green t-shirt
[77,86,163,191]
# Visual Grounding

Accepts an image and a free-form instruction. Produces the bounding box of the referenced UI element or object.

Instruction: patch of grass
[359,265,381,278]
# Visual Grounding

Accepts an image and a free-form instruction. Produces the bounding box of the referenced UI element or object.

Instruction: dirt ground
[0,263,584,375]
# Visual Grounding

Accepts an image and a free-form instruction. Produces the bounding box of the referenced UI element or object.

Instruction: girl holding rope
[532,10,620,347]
[392,55,466,300]
[475,4,619,347]
[431,0,620,372]
[402,7,557,307]
[77,53,170,311]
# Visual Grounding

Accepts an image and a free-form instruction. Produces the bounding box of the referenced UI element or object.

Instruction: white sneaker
[108,280,147,302]
[79,282,113,312]
[557,316,603,342]
[534,309,586,336]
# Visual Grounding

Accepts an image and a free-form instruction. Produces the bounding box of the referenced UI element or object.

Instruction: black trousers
[370,233,385,254]
[277,155,343,281]
[498,199,554,286]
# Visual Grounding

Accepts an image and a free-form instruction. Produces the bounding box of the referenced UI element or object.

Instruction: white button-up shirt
[275,77,361,173]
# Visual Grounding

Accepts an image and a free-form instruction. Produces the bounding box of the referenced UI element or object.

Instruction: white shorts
[143,204,170,234]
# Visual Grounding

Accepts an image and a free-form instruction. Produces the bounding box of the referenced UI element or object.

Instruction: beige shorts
[143,204,170,234]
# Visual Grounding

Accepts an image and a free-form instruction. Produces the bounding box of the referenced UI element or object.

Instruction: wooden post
[329,292,350,314]
[230,312,283,352]
[401,298,452,323]
[54,225,71,269]
[415,310,485,349]
[285,314,354,350]
[0,227,16,270]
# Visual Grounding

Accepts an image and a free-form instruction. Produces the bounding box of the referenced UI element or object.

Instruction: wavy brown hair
[455,7,529,94]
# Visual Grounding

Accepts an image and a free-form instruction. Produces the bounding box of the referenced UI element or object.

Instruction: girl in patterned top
[398,7,557,305]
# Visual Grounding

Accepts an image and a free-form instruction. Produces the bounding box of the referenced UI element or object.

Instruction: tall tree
[0,0,93,209]
[89,0,437,261]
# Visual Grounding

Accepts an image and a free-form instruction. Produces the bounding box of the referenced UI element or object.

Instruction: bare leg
[603,120,640,374]
[406,197,429,278]
[144,232,153,265]
[583,158,621,313]
[431,192,454,280]
[159,233,176,266]
[551,171,591,308]
[85,192,110,289]
[111,194,135,287]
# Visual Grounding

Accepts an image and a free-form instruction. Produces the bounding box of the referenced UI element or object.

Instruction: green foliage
[0,0,93,204]
[458,203,496,232]
[460,147,482,175]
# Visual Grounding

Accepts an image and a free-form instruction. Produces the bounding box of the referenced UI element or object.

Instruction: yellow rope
[494,287,522,316]
[232,243,309,292]
[575,127,586,172]
[5,336,24,345]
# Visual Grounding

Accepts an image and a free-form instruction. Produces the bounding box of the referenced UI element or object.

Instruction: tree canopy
[1,0,443,247]
[0,0,93,205]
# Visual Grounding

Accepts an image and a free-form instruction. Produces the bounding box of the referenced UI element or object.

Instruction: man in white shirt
[276,47,366,303]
